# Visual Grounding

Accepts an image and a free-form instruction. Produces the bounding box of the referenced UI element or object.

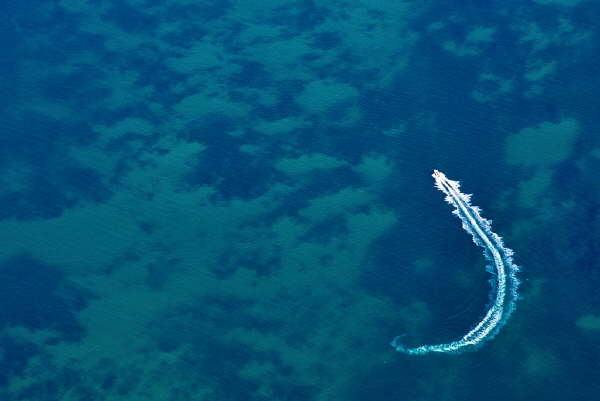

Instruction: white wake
[391,170,520,354]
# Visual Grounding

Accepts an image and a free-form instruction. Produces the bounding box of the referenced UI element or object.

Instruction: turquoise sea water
[1,0,600,400]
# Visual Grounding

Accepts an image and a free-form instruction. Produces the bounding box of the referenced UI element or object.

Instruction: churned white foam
[391,170,520,355]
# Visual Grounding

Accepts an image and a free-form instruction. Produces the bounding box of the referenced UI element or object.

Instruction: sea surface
[1,0,600,400]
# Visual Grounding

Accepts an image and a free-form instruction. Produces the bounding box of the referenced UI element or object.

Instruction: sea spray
[391,170,520,354]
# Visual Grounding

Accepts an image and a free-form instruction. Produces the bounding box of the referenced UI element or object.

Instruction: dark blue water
[1,1,600,400]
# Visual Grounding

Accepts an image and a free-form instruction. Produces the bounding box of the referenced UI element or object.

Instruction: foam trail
[391,170,519,354]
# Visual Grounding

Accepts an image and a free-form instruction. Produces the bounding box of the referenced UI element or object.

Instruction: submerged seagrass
[391,170,520,354]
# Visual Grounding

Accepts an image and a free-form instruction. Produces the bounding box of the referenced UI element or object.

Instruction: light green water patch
[471,72,514,103]
[590,148,600,159]
[353,154,394,185]
[515,168,553,208]
[296,79,359,115]
[442,25,496,57]
[522,346,560,377]
[173,92,249,122]
[275,153,346,176]
[524,60,557,81]
[517,18,591,56]
[534,0,583,6]
[505,118,579,212]
[576,314,600,331]
[466,26,496,43]
[299,187,372,223]
[506,118,579,167]
[95,117,155,143]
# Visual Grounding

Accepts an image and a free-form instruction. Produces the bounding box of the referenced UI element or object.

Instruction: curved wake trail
[391,170,520,354]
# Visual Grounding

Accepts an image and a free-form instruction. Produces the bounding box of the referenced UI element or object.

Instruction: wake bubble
[391,170,520,355]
